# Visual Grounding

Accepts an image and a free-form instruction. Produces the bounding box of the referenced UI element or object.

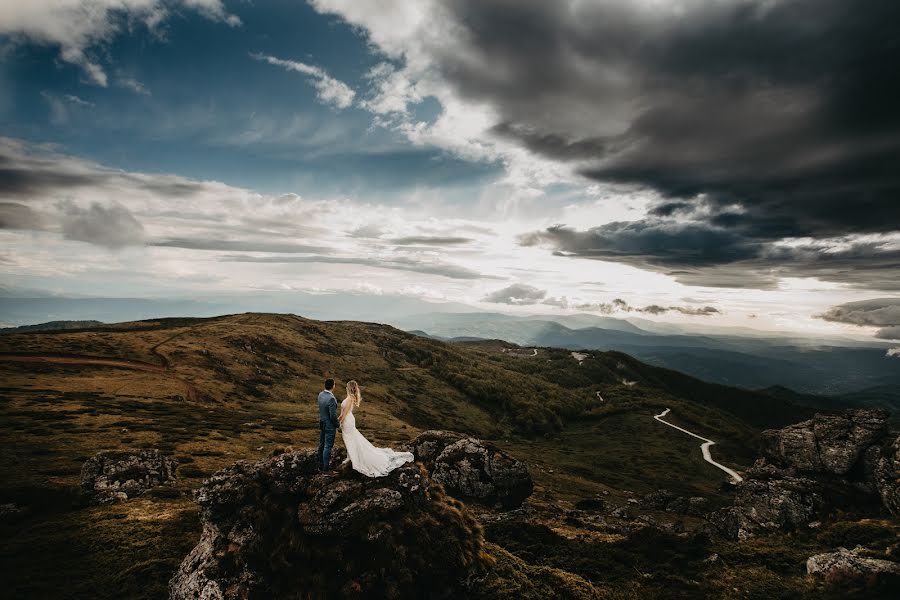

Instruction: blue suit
[317,390,340,471]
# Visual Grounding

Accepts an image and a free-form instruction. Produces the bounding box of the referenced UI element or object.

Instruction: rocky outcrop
[169,449,490,599]
[80,449,177,504]
[639,489,709,516]
[407,430,533,509]
[712,408,900,539]
[706,476,825,540]
[706,409,900,539]
[406,430,465,464]
[760,409,889,476]
[807,546,900,587]
[874,434,900,517]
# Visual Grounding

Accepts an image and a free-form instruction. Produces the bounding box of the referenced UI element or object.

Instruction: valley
[396,312,900,397]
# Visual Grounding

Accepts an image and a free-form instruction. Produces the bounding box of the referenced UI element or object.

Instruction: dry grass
[0,313,890,599]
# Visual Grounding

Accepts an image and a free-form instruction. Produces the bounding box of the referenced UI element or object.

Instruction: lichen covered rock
[705,476,825,540]
[807,546,900,587]
[760,409,889,476]
[169,449,491,599]
[407,430,533,509]
[80,449,177,504]
[406,430,466,464]
[874,433,900,517]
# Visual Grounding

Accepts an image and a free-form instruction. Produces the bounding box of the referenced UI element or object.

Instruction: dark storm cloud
[519,221,758,266]
[520,223,900,290]
[221,254,495,280]
[422,0,900,289]
[442,0,900,239]
[819,298,900,340]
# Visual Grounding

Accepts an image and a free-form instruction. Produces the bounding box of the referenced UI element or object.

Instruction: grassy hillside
[0,313,838,599]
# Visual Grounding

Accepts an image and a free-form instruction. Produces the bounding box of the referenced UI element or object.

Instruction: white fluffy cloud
[250,53,356,109]
[482,283,547,305]
[0,136,887,337]
[0,0,240,86]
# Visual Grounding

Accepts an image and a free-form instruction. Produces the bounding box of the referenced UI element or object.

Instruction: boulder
[407,431,533,509]
[406,430,466,464]
[807,546,900,587]
[80,449,177,504]
[170,449,490,599]
[760,409,889,476]
[705,476,824,540]
[640,489,676,510]
[874,434,900,517]
[640,490,708,516]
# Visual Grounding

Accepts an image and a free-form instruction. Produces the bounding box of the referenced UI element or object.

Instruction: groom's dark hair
[324,378,335,390]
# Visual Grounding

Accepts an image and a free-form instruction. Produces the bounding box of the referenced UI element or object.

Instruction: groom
[316,378,341,472]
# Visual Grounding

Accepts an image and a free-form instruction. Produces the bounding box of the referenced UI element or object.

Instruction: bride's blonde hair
[346,380,362,408]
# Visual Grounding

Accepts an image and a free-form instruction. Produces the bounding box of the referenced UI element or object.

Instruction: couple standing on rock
[316,378,414,478]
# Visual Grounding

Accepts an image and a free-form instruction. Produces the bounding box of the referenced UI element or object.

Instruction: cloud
[819,298,900,339]
[519,222,900,290]
[222,254,492,280]
[0,1,240,86]
[457,0,900,239]
[149,238,329,253]
[0,137,508,287]
[482,285,719,316]
[389,236,473,246]
[40,91,94,124]
[0,137,208,199]
[311,0,900,290]
[250,52,355,109]
[117,77,150,96]
[482,283,546,305]
[59,201,145,249]
[360,62,422,115]
[0,202,45,230]
[638,304,720,317]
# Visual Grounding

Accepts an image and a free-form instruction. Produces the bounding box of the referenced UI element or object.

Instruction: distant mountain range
[2,296,896,400]
[396,312,899,397]
[0,320,104,334]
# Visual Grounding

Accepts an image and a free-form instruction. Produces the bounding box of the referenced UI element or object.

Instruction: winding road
[653,408,743,483]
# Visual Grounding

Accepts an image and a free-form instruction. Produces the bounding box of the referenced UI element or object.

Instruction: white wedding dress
[340,398,414,477]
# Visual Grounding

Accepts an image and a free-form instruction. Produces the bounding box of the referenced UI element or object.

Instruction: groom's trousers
[318,422,336,471]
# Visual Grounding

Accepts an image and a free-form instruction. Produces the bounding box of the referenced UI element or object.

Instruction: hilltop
[1,313,894,599]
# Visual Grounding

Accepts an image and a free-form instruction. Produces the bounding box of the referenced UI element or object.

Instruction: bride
[339,380,414,477]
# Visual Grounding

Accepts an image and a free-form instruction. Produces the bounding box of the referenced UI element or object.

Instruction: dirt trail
[0,353,200,402]
[653,407,743,483]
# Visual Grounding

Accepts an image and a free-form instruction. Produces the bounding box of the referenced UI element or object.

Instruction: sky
[0,0,898,340]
